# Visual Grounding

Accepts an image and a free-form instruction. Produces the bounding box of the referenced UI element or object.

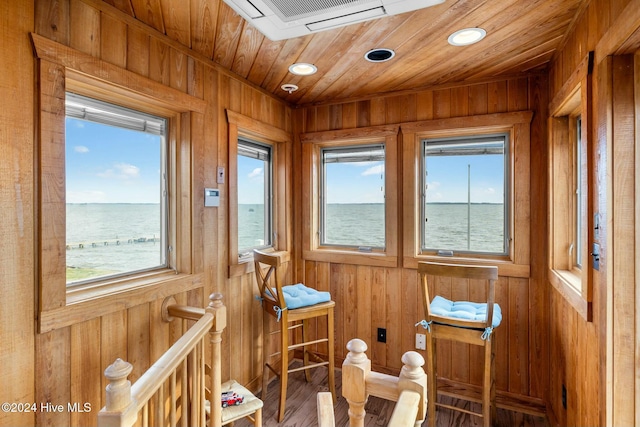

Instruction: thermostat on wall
[204,188,220,207]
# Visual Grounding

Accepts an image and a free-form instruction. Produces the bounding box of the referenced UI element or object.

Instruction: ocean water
[310,203,503,252]
[66,203,164,280]
[66,202,505,280]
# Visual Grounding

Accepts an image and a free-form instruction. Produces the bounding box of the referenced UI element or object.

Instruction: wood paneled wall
[292,75,550,408]
[1,0,291,426]
[547,0,638,426]
[0,2,36,427]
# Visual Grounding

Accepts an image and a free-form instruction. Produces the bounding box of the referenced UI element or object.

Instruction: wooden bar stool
[416,261,501,427]
[253,249,336,422]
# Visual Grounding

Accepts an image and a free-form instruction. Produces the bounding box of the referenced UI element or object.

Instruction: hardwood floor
[233,361,549,427]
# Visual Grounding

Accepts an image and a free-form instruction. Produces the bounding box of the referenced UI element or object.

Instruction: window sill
[404,254,530,278]
[549,268,591,321]
[39,271,203,333]
[303,248,397,267]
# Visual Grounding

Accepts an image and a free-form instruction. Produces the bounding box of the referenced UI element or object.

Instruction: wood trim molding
[299,124,400,144]
[549,52,594,116]
[226,110,292,142]
[401,111,533,272]
[40,273,203,332]
[33,36,204,332]
[31,33,207,113]
[400,111,534,134]
[226,110,292,278]
[595,0,640,63]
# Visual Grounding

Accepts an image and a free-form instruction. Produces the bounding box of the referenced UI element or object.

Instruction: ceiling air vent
[223,0,445,40]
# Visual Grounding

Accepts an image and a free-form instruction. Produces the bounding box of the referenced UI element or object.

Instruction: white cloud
[248,167,263,179]
[361,164,384,176]
[484,187,496,194]
[426,181,441,190]
[97,163,140,179]
[74,145,89,153]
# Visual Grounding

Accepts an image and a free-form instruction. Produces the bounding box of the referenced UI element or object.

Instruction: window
[65,93,168,285]
[548,51,593,321]
[300,126,399,267]
[226,110,291,277]
[573,116,584,269]
[320,144,385,249]
[33,34,206,332]
[421,134,508,256]
[401,112,532,275]
[237,139,273,255]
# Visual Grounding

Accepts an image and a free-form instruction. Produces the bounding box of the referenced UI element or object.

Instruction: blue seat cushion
[281,283,331,309]
[430,295,502,328]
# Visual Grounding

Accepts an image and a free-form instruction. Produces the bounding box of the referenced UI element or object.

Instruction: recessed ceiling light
[289,63,317,76]
[448,28,486,46]
[364,48,395,63]
[281,83,299,94]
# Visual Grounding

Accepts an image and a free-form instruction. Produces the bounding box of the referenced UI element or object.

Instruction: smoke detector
[223,0,445,41]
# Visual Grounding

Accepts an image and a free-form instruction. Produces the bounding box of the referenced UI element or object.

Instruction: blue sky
[237,155,266,204]
[66,119,503,205]
[236,155,503,204]
[66,118,162,203]
[425,154,504,204]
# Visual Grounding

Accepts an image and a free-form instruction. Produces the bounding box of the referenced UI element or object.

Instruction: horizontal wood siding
[293,76,549,404]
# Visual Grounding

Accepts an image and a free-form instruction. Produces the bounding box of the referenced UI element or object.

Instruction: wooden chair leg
[303,319,312,383]
[327,308,336,402]
[278,319,289,422]
[482,340,492,427]
[426,334,437,427]
[261,312,270,400]
[254,407,262,427]
[490,338,497,426]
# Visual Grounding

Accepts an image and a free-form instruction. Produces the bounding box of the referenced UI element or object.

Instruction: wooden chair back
[253,249,288,320]
[418,261,498,332]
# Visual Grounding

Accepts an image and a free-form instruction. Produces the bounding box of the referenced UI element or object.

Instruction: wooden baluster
[207,293,226,427]
[342,339,371,427]
[397,351,427,427]
[170,371,177,427]
[99,358,137,427]
[189,348,198,426]
[181,359,188,427]
[156,384,164,427]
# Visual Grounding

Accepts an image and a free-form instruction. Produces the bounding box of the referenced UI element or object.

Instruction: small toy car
[221,391,244,408]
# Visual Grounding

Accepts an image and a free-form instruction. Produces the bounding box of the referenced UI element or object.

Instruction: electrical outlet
[415,333,426,350]
[377,328,386,343]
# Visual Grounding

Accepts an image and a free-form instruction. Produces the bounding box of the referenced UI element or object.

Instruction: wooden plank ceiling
[102,0,585,105]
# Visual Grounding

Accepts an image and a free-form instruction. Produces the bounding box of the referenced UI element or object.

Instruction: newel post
[342,339,371,427]
[98,358,136,427]
[397,351,427,427]
[207,293,226,427]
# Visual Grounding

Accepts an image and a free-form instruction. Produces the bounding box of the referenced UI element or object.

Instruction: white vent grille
[223,0,444,40]
[265,0,374,21]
